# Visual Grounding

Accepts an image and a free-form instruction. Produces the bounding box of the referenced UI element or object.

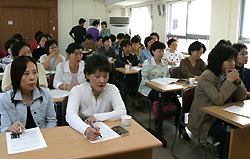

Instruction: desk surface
[0,120,161,158]
[146,81,193,93]
[115,67,139,74]
[201,100,250,129]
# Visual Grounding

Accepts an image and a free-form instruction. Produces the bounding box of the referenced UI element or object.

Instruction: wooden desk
[201,100,250,159]
[0,120,161,159]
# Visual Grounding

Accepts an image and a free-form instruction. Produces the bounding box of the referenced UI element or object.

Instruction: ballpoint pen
[86,120,102,138]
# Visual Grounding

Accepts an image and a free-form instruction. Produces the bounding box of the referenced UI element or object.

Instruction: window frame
[238,0,250,44]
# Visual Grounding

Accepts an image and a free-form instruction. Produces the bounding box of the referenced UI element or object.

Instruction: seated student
[93,36,103,54]
[100,21,110,37]
[53,43,86,90]
[178,41,206,81]
[1,39,16,71]
[40,40,65,71]
[66,54,126,141]
[86,20,100,43]
[216,39,232,46]
[232,43,250,98]
[110,34,116,46]
[81,34,96,51]
[32,34,49,61]
[0,56,57,133]
[98,36,117,59]
[187,45,247,159]
[2,41,48,92]
[11,33,23,42]
[139,36,154,63]
[150,32,159,42]
[163,38,183,66]
[124,34,130,40]
[31,31,43,51]
[112,33,125,53]
[130,36,141,58]
[138,41,190,141]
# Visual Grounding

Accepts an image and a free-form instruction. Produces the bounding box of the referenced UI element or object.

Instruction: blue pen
[86,120,102,138]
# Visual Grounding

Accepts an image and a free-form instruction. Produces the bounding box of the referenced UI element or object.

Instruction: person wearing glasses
[178,41,206,81]
[232,43,250,98]
[40,40,65,71]
[53,43,86,91]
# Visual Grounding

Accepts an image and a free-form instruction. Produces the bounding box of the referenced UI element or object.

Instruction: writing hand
[9,121,25,134]
[84,126,100,141]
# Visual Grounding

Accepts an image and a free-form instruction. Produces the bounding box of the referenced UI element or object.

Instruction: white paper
[85,122,120,143]
[0,72,4,75]
[223,106,250,118]
[45,70,56,75]
[6,127,47,154]
[50,90,70,98]
[132,66,142,71]
[151,78,179,85]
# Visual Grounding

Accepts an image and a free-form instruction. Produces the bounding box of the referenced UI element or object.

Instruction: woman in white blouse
[53,43,85,90]
[66,54,126,141]
[40,40,65,71]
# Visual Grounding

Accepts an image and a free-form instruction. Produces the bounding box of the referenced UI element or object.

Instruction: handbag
[152,101,177,120]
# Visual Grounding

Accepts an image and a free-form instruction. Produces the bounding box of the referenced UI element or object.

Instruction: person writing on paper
[163,38,183,66]
[53,43,86,90]
[187,45,247,159]
[66,54,126,141]
[2,41,48,92]
[0,56,57,133]
[138,41,190,141]
[178,41,206,81]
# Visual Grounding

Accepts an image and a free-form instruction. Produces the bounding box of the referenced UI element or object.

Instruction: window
[167,0,211,54]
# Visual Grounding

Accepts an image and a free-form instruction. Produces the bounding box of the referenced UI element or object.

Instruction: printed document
[151,78,179,85]
[50,89,70,98]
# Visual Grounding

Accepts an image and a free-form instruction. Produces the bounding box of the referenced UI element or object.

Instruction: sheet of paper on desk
[6,127,47,154]
[132,66,142,71]
[50,90,70,98]
[85,122,120,143]
[151,78,179,85]
[223,106,250,118]
[45,70,56,74]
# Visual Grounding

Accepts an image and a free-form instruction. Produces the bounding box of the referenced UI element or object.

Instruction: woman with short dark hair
[86,20,100,43]
[98,36,117,59]
[163,38,183,66]
[188,45,247,159]
[139,36,154,63]
[100,21,110,37]
[32,34,49,61]
[66,54,126,141]
[81,34,96,51]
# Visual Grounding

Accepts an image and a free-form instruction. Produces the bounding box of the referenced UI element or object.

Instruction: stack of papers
[45,70,56,75]
[132,66,142,71]
[223,106,250,118]
[151,78,179,85]
[50,90,70,98]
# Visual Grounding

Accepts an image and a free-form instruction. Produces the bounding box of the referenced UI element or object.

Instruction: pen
[127,59,131,64]
[86,120,102,138]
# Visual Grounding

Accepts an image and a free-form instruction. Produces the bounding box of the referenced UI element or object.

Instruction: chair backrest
[137,70,142,90]
[48,74,55,89]
[169,67,179,78]
[181,86,196,113]
[62,96,69,117]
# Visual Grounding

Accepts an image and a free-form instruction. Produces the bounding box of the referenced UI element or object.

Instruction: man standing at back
[69,18,86,44]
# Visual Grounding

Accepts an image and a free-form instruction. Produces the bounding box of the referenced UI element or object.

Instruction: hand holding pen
[8,121,25,134]
[84,120,102,141]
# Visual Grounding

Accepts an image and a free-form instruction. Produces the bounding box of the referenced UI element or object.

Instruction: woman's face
[169,41,178,51]
[147,39,154,49]
[39,37,47,48]
[236,48,248,66]
[18,46,32,58]
[86,69,109,94]
[68,49,83,65]
[132,42,140,50]
[95,24,100,28]
[122,45,131,54]
[20,62,38,93]
[190,47,204,60]
[153,49,164,61]
[222,58,235,73]
[101,24,106,29]
[97,38,103,45]
[104,39,111,47]
[49,43,58,54]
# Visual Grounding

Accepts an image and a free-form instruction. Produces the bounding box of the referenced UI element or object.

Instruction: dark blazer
[115,52,139,68]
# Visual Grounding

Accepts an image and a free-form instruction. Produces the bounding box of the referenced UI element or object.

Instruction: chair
[169,67,179,78]
[171,86,196,159]
[62,96,69,126]
[48,74,55,89]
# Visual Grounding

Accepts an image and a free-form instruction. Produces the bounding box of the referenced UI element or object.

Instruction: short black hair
[150,32,159,41]
[44,40,58,54]
[124,34,130,40]
[188,41,206,55]
[120,39,132,48]
[207,45,238,76]
[102,36,110,44]
[232,43,247,53]
[5,39,17,52]
[167,38,177,47]
[131,36,140,44]
[150,41,166,56]
[11,33,23,41]
[79,18,86,24]
[34,31,43,40]
[92,20,100,26]
[86,33,93,40]
[117,33,125,39]
[84,54,112,82]
[96,36,103,42]
[37,34,49,44]
[144,36,153,48]
[66,43,83,54]
[110,34,116,43]
[101,21,107,27]
[44,34,51,39]
[216,39,232,47]
[11,41,30,58]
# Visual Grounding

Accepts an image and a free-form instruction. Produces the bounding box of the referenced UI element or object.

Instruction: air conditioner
[110,17,130,36]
